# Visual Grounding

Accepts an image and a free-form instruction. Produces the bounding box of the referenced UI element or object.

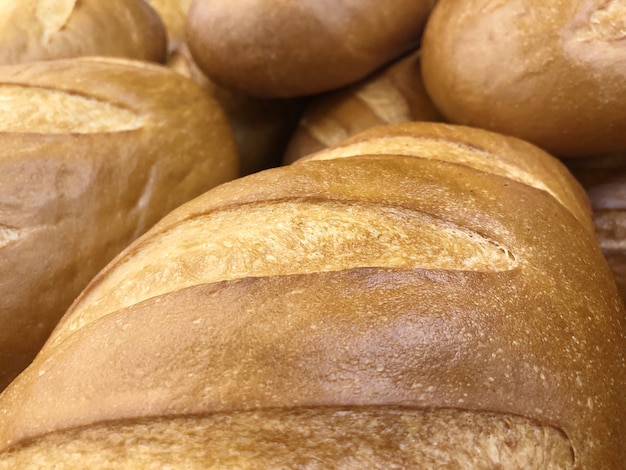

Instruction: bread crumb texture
[0,224,20,248]
[0,408,573,469]
[58,200,517,336]
[0,85,144,133]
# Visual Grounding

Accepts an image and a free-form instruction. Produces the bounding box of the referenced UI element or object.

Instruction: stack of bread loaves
[147,0,307,175]
[0,0,625,468]
[0,123,624,468]
[0,0,239,390]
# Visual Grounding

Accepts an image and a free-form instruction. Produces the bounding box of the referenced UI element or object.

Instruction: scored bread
[0,123,623,469]
[0,409,576,468]
[0,56,238,390]
[0,0,167,65]
[283,49,442,163]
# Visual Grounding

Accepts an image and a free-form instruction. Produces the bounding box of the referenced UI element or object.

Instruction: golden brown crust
[283,49,443,163]
[421,0,626,157]
[0,0,167,64]
[0,408,574,469]
[0,123,623,468]
[186,0,436,97]
[0,57,238,390]
[146,0,306,175]
[300,123,593,230]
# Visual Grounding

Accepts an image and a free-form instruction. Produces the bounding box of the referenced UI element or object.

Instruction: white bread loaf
[421,0,626,157]
[0,56,238,390]
[0,0,167,64]
[0,123,623,469]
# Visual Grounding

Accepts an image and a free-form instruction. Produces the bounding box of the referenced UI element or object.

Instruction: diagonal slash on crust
[36,0,77,43]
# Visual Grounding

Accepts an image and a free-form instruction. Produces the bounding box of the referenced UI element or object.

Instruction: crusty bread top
[0,56,238,230]
[421,0,626,157]
[0,85,144,134]
[0,123,623,468]
[300,123,593,230]
[49,123,593,339]
[0,0,167,65]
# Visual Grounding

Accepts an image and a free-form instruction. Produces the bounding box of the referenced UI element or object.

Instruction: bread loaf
[146,0,306,175]
[186,0,437,97]
[284,49,443,163]
[0,56,238,390]
[421,0,626,157]
[0,0,167,65]
[0,123,623,469]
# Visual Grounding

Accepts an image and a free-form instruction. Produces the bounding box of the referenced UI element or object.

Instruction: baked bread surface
[0,123,623,469]
[187,0,436,97]
[0,0,167,64]
[284,49,442,163]
[421,0,626,157]
[0,57,238,389]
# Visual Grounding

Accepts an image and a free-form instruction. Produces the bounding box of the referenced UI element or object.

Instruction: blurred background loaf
[0,57,238,391]
[144,0,191,53]
[167,45,306,175]
[565,153,626,301]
